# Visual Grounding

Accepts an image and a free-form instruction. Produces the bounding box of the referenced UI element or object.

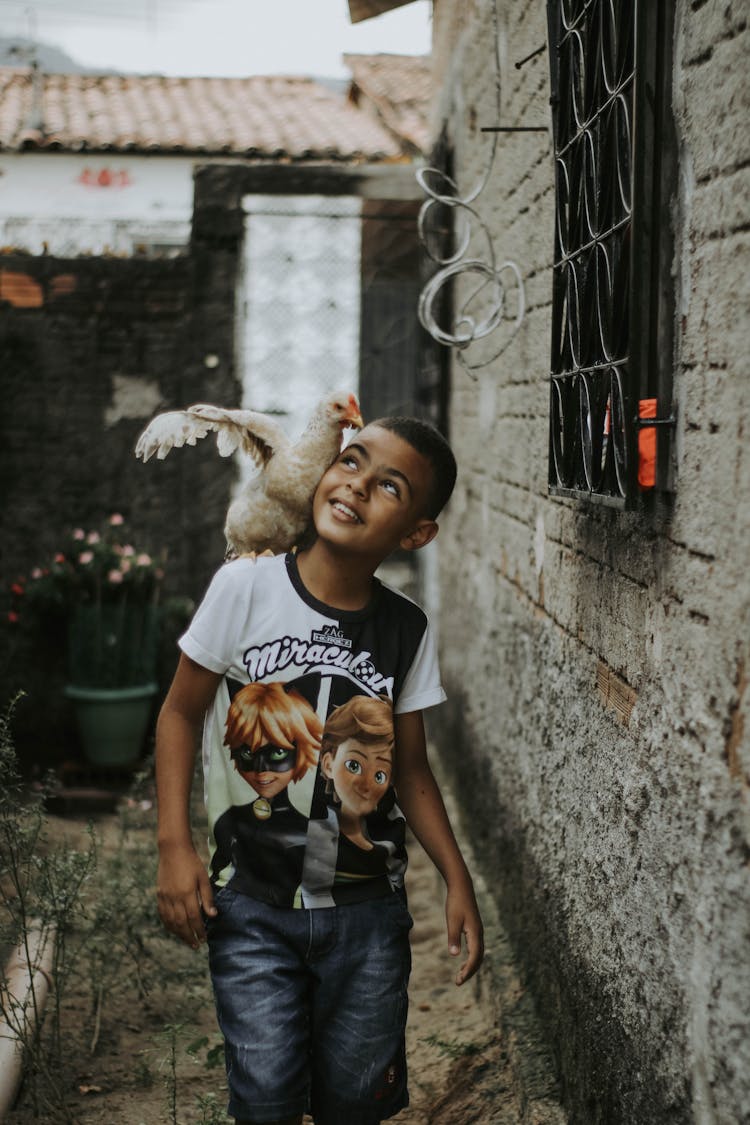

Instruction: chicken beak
[342,395,364,430]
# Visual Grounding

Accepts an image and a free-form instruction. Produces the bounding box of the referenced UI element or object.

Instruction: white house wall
[0,152,193,255]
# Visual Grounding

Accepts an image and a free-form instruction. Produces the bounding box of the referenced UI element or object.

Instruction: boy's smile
[330,498,363,524]
[312,425,438,560]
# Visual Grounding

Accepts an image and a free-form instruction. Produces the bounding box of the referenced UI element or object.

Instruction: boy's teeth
[333,501,360,521]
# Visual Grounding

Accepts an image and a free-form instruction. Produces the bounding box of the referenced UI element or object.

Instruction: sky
[2,0,432,78]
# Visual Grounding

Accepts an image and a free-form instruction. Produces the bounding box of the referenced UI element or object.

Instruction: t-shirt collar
[284,552,381,622]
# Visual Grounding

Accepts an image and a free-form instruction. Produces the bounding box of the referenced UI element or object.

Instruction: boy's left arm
[394,710,484,986]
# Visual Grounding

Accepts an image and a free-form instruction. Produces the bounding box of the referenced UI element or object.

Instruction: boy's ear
[400,519,439,552]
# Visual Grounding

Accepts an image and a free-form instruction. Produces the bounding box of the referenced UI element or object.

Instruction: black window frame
[546,0,676,507]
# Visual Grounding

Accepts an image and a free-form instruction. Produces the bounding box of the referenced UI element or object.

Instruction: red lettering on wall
[77,167,133,189]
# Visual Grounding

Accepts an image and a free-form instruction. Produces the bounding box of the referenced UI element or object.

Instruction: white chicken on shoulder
[135,391,363,556]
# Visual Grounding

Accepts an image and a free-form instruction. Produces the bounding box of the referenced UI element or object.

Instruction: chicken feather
[135,391,363,556]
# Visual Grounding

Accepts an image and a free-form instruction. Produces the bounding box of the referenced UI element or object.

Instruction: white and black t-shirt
[179,552,445,909]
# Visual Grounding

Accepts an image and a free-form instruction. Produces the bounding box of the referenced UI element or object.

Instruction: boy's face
[312,425,438,561]
[321,738,393,818]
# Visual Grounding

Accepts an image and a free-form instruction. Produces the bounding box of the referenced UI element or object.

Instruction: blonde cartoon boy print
[320,695,394,850]
[319,694,407,894]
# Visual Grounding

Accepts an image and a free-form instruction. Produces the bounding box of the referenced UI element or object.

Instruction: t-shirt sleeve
[178,560,252,673]
[393,618,446,715]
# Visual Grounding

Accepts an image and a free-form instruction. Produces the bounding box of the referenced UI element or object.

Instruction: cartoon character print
[210,681,322,901]
[320,695,406,891]
[320,695,394,849]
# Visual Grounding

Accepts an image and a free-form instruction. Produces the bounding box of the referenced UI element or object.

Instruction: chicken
[135,391,363,556]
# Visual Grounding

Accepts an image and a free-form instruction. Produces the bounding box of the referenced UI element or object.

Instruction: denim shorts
[206,886,413,1124]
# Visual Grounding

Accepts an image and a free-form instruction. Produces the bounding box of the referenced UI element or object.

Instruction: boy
[155,417,484,1125]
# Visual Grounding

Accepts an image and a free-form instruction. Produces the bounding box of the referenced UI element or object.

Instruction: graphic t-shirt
[179,552,445,909]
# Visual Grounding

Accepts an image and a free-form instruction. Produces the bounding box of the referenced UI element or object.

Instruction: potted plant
[8,514,165,768]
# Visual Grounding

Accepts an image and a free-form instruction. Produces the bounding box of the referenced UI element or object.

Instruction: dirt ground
[6,796,517,1125]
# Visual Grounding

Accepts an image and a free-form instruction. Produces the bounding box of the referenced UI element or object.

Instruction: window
[546,0,675,506]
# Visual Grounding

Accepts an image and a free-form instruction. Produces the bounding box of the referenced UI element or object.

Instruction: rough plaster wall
[428,2,749,1122]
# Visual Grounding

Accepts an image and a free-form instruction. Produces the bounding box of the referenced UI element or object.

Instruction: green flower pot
[67,603,159,689]
[64,683,158,768]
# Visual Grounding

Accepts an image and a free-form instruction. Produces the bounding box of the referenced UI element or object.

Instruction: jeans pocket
[385,891,414,931]
[204,882,236,930]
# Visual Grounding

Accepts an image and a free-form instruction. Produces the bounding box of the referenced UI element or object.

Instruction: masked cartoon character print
[210,680,323,904]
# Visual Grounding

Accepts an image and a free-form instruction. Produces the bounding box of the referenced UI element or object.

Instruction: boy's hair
[224,682,322,782]
[371,416,457,519]
[321,695,394,760]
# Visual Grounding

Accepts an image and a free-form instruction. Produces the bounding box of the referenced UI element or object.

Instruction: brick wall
[0,250,238,765]
[427,2,749,1122]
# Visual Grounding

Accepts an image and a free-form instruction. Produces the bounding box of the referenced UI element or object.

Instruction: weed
[194,1091,232,1124]
[187,1033,225,1070]
[2,698,217,1120]
[0,695,97,1121]
[157,1022,184,1124]
[421,1033,483,1059]
[133,1053,155,1089]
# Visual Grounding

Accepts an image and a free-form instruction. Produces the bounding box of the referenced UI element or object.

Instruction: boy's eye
[270,747,290,762]
[344,759,362,775]
[340,454,358,469]
[381,479,400,497]
[374,770,388,785]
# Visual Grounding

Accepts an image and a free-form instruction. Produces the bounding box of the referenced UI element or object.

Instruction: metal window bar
[546,0,673,507]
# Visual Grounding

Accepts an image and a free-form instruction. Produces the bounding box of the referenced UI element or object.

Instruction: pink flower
[7,611,19,624]
[31,567,43,579]
[107,569,124,584]
[121,544,135,558]
[120,559,132,574]
[136,553,152,567]
[109,513,125,526]
[54,553,66,564]
[78,551,94,565]
[73,528,86,541]
[87,531,100,545]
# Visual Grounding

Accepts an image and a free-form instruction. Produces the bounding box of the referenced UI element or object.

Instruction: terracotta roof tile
[0,69,405,160]
[343,53,431,153]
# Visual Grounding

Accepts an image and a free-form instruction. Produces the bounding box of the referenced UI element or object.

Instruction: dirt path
[6,805,515,1124]
[399,837,517,1124]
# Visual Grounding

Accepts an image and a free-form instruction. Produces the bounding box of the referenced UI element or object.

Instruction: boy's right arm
[155,653,223,949]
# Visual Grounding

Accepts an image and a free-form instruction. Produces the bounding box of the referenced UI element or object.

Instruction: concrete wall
[425,2,750,1122]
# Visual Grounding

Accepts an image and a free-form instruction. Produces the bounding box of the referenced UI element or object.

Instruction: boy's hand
[157,842,217,949]
[446,883,484,986]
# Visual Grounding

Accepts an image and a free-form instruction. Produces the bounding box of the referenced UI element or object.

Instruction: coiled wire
[417,0,526,378]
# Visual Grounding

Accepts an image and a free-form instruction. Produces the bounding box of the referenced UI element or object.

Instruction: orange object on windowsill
[638,398,657,489]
